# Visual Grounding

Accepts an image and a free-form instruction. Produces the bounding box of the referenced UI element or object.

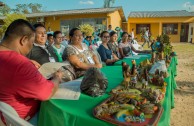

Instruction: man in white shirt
[131,28,135,40]
[142,28,150,48]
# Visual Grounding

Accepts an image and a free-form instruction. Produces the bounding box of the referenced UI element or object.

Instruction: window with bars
[60,18,107,35]
[136,24,150,34]
[162,23,178,35]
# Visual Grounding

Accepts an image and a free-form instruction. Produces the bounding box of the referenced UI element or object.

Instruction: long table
[38,55,177,126]
[114,54,151,66]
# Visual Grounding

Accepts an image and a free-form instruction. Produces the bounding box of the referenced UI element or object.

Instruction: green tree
[0,13,27,37]
[0,4,11,16]
[28,3,42,13]
[12,4,29,14]
[156,34,172,57]
[103,0,115,8]
[12,3,42,14]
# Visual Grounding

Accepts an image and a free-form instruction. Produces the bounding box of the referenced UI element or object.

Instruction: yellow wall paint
[43,11,122,32]
[128,23,135,36]
[108,10,122,30]
[122,22,128,32]
[150,23,159,40]
[128,17,194,42]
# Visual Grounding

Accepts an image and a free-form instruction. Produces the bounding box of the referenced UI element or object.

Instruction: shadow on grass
[175,81,194,95]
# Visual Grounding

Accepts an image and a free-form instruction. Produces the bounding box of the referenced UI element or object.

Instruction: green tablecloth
[38,56,177,126]
[114,54,151,66]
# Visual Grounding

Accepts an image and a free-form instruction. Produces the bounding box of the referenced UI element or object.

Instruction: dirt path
[170,43,194,126]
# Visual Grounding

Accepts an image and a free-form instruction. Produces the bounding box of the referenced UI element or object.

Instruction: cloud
[183,2,194,11]
[79,0,94,5]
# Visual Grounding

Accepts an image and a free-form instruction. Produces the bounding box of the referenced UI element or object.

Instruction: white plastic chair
[0,101,33,126]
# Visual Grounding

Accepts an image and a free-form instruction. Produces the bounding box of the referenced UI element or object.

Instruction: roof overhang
[117,7,126,22]
[183,17,194,23]
[0,7,126,22]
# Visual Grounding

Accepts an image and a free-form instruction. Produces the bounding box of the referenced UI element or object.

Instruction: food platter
[93,93,163,126]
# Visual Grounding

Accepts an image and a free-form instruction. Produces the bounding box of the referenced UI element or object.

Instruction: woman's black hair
[121,32,128,37]
[69,28,80,43]
[109,31,117,37]
[100,31,109,37]
[69,28,80,37]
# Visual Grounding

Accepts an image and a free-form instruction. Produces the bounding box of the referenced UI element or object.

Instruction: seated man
[27,23,58,65]
[0,19,63,125]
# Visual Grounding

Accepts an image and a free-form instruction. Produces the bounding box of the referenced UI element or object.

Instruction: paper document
[124,55,149,59]
[38,62,69,79]
[52,79,82,100]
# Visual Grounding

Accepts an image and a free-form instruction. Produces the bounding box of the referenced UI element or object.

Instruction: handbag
[61,65,76,82]
[38,62,76,82]
[80,67,108,97]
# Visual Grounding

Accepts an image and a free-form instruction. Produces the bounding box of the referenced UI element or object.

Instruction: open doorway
[180,23,189,42]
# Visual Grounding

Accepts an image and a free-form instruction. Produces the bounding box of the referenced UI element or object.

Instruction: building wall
[44,13,108,31]
[122,22,128,32]
[150,23,159,40]
[42,11,123,34]
[129,23,136,33]
[128,17,194,42]
[107,10,122,31]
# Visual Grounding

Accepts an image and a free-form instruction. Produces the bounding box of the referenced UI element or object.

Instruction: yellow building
[19,7,126,35]
[128,10,194,43]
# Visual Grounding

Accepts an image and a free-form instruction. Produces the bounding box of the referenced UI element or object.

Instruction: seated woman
[107,31,120,58]
[119,32,150,58]
[52,31,66,62]
[98,31,119,66]
[63,28,102,78]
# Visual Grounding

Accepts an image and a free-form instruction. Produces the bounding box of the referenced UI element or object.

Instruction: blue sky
[2,0,194,17]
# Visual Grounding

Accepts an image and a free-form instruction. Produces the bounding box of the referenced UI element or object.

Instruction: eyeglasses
[87,36,92,38]
[103,36,110,38]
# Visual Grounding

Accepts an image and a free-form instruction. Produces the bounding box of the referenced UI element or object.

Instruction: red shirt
[0,51,54,120]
